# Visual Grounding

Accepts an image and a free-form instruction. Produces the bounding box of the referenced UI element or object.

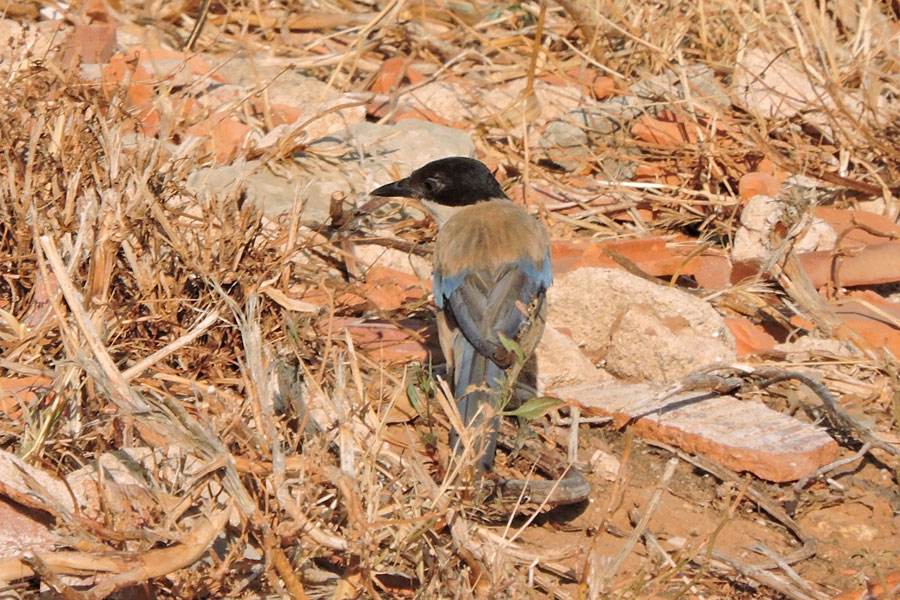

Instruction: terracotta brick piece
[552,380,840,482]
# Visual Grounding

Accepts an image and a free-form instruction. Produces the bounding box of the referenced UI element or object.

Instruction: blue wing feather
[433,267,466,310]
[440,256,549,364]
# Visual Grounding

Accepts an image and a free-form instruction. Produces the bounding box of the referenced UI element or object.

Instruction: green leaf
[502,396,564,420]
[406,383,422,416]
[497,332,525,364]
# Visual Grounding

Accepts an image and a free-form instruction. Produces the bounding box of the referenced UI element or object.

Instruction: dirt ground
[389,403,899,598]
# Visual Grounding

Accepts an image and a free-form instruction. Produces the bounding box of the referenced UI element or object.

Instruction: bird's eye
[424,177,441,193]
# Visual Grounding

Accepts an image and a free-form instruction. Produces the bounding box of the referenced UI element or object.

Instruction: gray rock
[541,120,588,149]
[538,100,644,175]
[573,98,646,178]
[299,120,475,217]
[539,120,590,171]
[307,119,475,170]
[187,121,475,221]
[186,160,311,219]
[681,65,732,111]
[630,65,731,113]
[217,55,340,106]
[570,97,644,136]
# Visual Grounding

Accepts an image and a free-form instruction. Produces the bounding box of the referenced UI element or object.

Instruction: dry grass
[0,0,898,598]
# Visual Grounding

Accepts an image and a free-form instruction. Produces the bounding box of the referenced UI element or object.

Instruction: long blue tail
[448,336,505,471]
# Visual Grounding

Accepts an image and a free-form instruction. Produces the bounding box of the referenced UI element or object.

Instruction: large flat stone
[552,381,840,482]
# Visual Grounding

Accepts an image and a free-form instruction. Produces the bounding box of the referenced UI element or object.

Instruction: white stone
[548,268,735,381]
[732,194,837,262]
[535,325,613,392]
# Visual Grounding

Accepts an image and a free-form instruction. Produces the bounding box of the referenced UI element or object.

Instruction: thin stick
[38,235,140,412]
[567,406,580,464]
[749,543,824,598]
[122,311,220,382]
[792,442,872,493]
[604,458,678,583]
[184,0,212,50]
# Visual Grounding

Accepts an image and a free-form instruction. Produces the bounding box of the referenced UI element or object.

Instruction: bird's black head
[369,157,505,207]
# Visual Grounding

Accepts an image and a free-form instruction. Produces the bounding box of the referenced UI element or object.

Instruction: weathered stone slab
[552,381,840,482]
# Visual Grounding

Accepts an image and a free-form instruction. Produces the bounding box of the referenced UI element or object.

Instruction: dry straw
[0,0,898,597]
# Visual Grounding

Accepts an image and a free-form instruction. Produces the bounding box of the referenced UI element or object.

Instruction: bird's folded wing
[440,259,547,365]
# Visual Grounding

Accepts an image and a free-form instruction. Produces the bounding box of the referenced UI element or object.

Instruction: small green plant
[502,395,564,420]
[495,332,563,419]
[407,361,440,449]
[485,3,538,27]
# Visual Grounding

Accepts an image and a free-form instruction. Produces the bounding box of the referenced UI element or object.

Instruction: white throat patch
[420,199,465,227]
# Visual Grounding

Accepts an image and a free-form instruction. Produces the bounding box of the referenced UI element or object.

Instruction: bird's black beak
[369,178,417,198]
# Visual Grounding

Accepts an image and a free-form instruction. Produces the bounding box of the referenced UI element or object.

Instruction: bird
[369,156,552,471]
